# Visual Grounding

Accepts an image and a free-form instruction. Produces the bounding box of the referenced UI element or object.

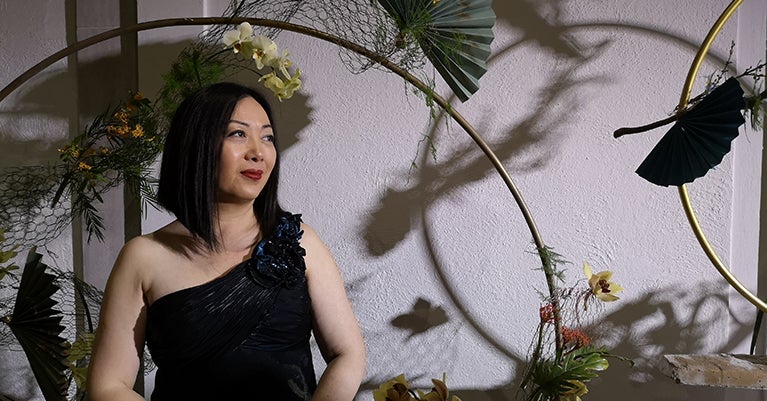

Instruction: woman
[87,82,366,400]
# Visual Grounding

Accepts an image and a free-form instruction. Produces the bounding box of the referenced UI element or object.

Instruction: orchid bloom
[416,374,462,401]
[281,68,302,99]
[373,374,412,401]
[259,72,285,95]
[222,22,255,58]
[583,262,623,302]
[259,69,302,101]
[251,34,279,69]
[269,49,294,79]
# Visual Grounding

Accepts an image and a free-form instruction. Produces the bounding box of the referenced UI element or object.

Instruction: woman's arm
[87,237,151,401]
[302,224,366,401]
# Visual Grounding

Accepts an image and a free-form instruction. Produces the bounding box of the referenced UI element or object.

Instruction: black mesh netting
[203,0,428,75]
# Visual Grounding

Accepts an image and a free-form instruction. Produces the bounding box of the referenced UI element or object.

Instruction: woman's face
[216,96,276,205]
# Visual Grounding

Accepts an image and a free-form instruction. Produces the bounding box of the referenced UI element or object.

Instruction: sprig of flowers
[53,92,161,241]
[222,22,302,100]
[374,374,461,401]
[521,258,631,401]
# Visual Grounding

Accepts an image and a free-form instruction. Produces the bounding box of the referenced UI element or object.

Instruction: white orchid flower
[222,22,255,58]
[252,35,278,69]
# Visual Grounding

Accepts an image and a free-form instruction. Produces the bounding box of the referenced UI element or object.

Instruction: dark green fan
[635,77,745,186]
[1,250,69,401]
[377,0,495,102]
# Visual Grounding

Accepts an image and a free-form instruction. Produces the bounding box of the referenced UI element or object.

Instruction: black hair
[157,82,283,250]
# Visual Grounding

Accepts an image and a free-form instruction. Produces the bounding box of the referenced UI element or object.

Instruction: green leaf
[529,346,612,398]
[0,264,19,282]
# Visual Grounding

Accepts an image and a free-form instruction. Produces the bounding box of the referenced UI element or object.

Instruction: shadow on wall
[360,0,736,259]
[0,39,312,168]
[361,0,611,257]
[357,281,760,401]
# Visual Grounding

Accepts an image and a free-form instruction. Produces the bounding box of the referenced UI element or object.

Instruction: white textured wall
[1,1,766,400]
[0,1,75,400]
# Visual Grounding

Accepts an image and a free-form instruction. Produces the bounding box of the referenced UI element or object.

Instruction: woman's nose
[248,141,264,161]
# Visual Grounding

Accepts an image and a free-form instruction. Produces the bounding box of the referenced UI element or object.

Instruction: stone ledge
[662,354,767,389]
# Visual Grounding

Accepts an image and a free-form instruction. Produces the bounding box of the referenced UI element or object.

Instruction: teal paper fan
[635,77,745,186]
[377,0,495,102]
[3,250,69,401]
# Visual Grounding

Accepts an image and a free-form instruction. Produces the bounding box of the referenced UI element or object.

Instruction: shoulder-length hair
[157,82,283,250]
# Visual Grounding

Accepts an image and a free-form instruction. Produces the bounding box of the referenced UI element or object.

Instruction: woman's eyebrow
[228,119,272,129]
[228,119,250,127]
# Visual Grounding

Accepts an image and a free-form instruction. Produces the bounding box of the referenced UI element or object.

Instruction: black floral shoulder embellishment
[250,212,307,288]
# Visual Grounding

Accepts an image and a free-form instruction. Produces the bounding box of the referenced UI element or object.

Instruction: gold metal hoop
[676,0,767,313]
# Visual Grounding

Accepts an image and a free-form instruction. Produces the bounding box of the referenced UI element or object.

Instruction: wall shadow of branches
[361,0,613,257]
[362,0,736,258]
[357,280,760,401]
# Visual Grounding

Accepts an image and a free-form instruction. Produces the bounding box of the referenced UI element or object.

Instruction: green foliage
[740,62,767,130]
[66,332,95,396]
[535,246,569,284]
[157,45,225,124]
[53,93,162,241]
[0,230,19,282]
[526,346,610,401]
[699,42,766,131]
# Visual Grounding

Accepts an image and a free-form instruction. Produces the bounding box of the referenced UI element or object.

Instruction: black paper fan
[3,250,69,401]
[636,77,745,186]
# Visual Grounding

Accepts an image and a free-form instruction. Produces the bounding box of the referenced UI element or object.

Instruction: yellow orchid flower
[373,374,412,401]
[259,72,285,94]
[259,69,302,101]
[560,380,588,401]
[416,374,462,401]
[583,262,623,302]
[417,379,447,401]
[280,68,302,100]
[269,48,294,79]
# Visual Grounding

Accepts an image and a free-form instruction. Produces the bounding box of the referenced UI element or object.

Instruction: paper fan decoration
[635,77,746,186]
[377,0,495,102]
[2,250,69,401]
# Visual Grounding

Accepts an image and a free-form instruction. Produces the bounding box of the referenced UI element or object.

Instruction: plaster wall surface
[0,1,76,400]
[0,0,765,400]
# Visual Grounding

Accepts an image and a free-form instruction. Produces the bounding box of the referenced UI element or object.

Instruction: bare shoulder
[110,220,190,295]
[117,223,180,271]
[299,222,322,246]
[298,222,337,274]
[299,222,331,255]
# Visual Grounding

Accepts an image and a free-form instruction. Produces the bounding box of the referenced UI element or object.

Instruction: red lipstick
[241,169,263,180]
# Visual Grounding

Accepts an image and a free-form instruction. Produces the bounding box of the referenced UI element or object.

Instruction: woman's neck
[213,202,260,253]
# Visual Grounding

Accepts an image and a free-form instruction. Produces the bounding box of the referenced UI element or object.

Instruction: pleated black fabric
[145,213,316,400]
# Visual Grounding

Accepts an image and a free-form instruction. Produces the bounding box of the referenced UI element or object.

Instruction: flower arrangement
[374,374,461,401]
[53,92,161,241]
[222,22,302,101]
[520,252,631,401]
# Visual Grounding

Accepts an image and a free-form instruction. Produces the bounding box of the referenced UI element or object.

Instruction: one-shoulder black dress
[145,213,317,400]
